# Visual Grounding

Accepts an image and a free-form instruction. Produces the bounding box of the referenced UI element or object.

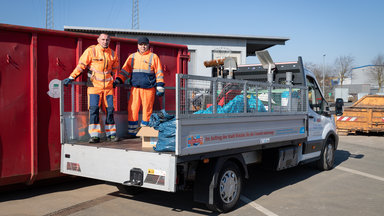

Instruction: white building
[350,65,384,93]
[351,65,376,85]
[64,26,288,77]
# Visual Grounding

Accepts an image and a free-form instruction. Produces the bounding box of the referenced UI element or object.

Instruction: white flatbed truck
[60,54,341,212]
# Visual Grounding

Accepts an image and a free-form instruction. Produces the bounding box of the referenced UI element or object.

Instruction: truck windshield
[306,76,325,114]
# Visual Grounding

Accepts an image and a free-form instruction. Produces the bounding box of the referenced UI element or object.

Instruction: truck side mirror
[335,98,344,116]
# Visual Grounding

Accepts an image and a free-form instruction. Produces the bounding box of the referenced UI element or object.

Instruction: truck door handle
[308,115,314,119]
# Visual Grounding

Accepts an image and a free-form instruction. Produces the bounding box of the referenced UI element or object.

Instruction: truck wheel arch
[317,133,337,171]
[193,154,248,209]
[325,130,338,150]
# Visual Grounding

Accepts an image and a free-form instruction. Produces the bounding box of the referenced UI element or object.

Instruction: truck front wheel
[207,161,242,212]
[317,138,335,170]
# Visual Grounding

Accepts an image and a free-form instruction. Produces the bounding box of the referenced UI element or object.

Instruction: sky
[1,0,383,68]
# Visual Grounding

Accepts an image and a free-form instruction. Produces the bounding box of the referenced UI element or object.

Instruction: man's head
[97,33,111,48]
[137,37,149,54]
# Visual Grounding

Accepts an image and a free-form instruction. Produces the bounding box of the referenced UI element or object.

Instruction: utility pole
[132,0,139,29]
[323,54,326,95]
[46,0,54,29]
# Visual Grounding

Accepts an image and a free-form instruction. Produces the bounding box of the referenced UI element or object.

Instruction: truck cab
[235,55,338,170]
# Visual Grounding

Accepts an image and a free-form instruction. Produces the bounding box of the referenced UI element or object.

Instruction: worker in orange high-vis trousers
[63,33,120,143]
[114,37,164,137]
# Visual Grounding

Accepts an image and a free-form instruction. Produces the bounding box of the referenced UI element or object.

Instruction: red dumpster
[0,23,188,186]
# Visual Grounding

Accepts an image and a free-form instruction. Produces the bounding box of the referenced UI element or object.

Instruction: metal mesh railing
[60,81,175,143]
[176,74,307,118]
[60,82,131,143]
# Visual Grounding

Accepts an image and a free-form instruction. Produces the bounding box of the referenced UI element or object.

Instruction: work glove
[156,86,165,97]
[63,77,74,86]
[113,77,123,88]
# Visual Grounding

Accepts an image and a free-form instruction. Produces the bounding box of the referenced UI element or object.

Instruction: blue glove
[63,78,73,86]
[156,86,164,97]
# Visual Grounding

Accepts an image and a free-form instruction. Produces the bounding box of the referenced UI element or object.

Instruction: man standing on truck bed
[63,33,120,143]
[114,37,165,136]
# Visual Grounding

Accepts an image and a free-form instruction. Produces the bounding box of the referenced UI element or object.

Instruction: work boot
[107,135,119,142]
[89,136,100,143]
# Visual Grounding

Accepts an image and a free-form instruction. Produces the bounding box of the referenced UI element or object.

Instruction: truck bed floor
[69,138,158,153]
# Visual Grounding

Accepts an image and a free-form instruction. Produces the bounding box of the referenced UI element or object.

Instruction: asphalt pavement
[0,134,383,216]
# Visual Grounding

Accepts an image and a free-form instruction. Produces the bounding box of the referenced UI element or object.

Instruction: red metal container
[0,23,188,186]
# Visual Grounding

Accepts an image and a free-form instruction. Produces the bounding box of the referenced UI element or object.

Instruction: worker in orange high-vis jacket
[114,37,164,136]
[63,33,120,143]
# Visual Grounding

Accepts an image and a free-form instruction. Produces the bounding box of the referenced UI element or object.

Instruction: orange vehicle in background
[336,95,384,135]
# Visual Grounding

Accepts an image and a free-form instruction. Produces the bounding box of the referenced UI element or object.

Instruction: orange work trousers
[128,87,156,135]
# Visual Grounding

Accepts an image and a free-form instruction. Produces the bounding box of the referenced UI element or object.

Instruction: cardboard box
[136,126,158,148]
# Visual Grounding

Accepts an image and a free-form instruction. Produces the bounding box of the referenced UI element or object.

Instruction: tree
[369,54,384,92]
[334,55,354,85]
[305,62,334,99]
[305,62,323,82]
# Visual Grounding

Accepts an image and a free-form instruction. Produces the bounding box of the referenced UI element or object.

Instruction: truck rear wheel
[207,161,242,213]
[317,138,335,171]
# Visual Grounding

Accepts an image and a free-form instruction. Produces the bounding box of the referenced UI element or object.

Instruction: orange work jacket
[118,50,164,88]
[70,44,119,90]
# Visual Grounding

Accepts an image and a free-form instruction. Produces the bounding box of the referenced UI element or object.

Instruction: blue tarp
[194,94,266,114]
[148,110,176,152]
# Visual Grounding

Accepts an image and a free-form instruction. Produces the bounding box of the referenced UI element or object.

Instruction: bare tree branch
[369,54,384,91]
[335,55,355,85]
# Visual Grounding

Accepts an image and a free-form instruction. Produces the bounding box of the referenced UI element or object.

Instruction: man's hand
[113,77,123,88]
[156,86,164,97]
[63,77,73,86]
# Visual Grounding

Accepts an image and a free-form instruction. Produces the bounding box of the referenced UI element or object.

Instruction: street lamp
[323,54,326,95]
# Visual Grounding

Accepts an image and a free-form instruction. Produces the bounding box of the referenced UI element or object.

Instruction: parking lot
[1,134,383,216]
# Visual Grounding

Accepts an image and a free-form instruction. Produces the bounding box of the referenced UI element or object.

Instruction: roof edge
[64,26,289,41]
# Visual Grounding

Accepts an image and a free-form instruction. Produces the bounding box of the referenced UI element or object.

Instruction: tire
[116,184,143,195]
[317,138,335,171]
[207,161,242,213]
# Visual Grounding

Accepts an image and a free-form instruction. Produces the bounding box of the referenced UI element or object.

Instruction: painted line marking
[336,166,384,182]
[240,195,279,216]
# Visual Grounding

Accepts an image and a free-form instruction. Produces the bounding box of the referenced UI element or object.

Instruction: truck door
[306,76,328,142]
